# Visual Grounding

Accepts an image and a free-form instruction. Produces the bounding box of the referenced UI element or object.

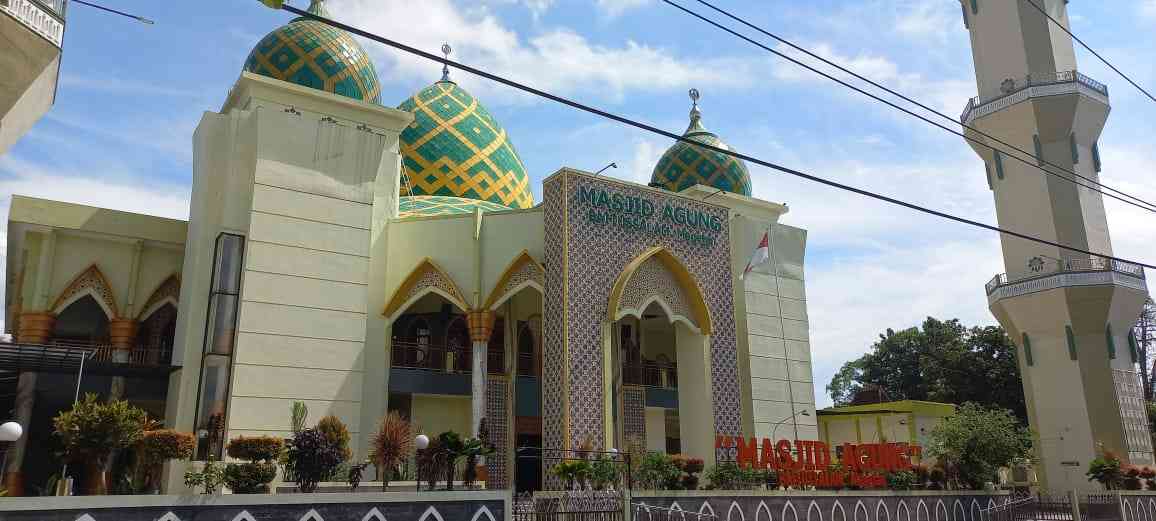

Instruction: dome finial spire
[441,43,453,82]
[686,88,707,134]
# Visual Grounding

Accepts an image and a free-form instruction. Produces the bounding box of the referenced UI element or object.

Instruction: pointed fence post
[1069,490,1082,521]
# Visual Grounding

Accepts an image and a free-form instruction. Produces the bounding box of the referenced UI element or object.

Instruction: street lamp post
[414,434,429,492]
[771,410,810,440]
[0,421,23,486]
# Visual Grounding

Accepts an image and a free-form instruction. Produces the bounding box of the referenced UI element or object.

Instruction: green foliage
[636,452,681,490]
[223,462,278,494]
[53,394,149,466]
[140,430,195,464]
[590,456,620,490]
[703,462,767,490]
[551,460,593,489]
[1087,454,1124,490]
[886,471,917,490]
[316,415,352,462]
[672,455,705,490]
[291,401,309,434]
[826,318,1026,423]
[184,457,226,494]
[926,403,1033,489]
[286,427,344,493]
[226,436,284,462]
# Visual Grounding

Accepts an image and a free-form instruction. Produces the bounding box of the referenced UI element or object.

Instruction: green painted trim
[1070,133,1080,164]
[1092,141,1102,172]
[1106,324,1116,360]
[1022,332,1034,366]
[1033,135,1044,166]
[1129,330,1139,363]
[1066,325,1078,361]
[994,152,1005,179]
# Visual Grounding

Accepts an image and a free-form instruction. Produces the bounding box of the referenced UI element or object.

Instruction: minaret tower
[959,0,1151,490]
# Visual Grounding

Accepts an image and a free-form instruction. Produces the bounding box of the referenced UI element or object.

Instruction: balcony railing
[960,70,1108,123]
[391,339,505,374]
[986,256,1147,296]
[623,360,678,389]
[1,0,66,46]
[9,338,174,367]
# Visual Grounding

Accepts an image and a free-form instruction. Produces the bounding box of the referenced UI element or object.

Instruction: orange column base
[108,318,138,351]
[16,312,55,344]
[3,471,25,497]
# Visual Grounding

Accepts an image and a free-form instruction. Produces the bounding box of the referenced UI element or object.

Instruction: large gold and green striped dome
[243,0,382,103]
[398,77,534,209]
[651,90,752,196]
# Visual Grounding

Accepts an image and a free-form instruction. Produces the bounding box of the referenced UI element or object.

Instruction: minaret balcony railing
[1,0,66,47]
[960,70,1108,124]
[985,256,1147,300]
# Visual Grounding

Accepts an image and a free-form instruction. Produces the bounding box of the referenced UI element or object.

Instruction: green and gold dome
[398,195,512,218]
[397,60,534,210]
[243,0,382,103]
[650,90,752,196]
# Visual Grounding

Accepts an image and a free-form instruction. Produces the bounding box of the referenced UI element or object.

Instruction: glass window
[205,294,238,355]
[193,232,245,460]
[195,354,231,460]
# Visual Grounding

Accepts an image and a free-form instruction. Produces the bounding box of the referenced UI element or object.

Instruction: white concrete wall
[645,407,667,452]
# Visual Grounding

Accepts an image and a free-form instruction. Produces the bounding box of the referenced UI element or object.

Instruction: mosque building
[0,0,816,494]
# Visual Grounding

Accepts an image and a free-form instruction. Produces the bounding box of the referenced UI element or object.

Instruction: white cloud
[58,75,207,99]
[769,41,974,115]
[893,0,958,39]
[328,0,754,103]
[621,139,663,184]
[1142,0,1156,18]
[596,0,651,18]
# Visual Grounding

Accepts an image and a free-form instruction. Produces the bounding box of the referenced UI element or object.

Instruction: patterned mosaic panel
[542,171,741,453]
[138,274,180,320]
[243,1,382,104]
[634,493,1002,521]
[398,195,511,218]
[542,178,567,457]
[619,256,693,325]
[623,385,647,445]
[486,375,511,488]
[401,263,468,312]
[398,81,534,209]
[651,115,752,196]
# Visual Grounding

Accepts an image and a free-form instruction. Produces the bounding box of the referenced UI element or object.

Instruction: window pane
[204,294,238,355]
[212,234,244,294]
[195,354,231,459]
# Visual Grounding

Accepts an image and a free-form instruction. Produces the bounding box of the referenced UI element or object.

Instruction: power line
[659,0,1156,215]
[278,3,1156,272]
[1022,0,1156,104]
[71,0,154,24]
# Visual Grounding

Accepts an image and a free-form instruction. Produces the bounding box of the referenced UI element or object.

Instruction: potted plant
[369,411,412,491]
[286,427,343,493]
[183,456,226,494]
[224,435,283,493]
[590,455,620,490]
[1087,452,1124,490]
[461,437,494,489]
[52,394,148,495]
[672,455,704,490]
[138,429,195,493]
[551,460,593,490]
[436,431,467,490]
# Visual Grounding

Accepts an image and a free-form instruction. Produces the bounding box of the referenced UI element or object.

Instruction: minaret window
[984,162,993,189]
[970,0,978,15]
[1066,325,1078,361]
[1022,333,1034,366]
[1093,141,1102,172]
[994,151,1005,179]
[1033,135,1044,166]
[1129,330,1140,362]
[1106,324,1116,360]
[1070,133,1080,164]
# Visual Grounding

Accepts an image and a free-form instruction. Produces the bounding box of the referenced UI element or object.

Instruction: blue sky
[3,0,1155,407]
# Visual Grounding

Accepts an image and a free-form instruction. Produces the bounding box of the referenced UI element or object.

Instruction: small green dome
[398,195,512,218]
[243,0,381,103]
[650,91,752,196]
[398,72,534,209]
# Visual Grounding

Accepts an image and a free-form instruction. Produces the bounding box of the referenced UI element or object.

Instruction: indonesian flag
[742,232,770,279]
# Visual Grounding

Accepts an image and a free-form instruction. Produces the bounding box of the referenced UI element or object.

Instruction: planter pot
[83,463,108,495]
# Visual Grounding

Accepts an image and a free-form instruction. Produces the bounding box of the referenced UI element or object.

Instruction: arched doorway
[52,294,111,347]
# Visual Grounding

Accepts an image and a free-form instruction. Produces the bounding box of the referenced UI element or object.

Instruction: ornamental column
[5,312,55,496]
[108,318,138,399]
[467,310,495,436]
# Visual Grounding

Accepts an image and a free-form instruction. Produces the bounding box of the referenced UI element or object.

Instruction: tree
[1134,298,1155,400]
[826,317,1026,423]
[53,394,149,495]
[925,403,1033,489]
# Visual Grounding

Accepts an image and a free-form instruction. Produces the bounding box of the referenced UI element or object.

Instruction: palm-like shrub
[286,427,343,493]
[53,394,148,495]
[317,415,352,462]
[370,412,412,490]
